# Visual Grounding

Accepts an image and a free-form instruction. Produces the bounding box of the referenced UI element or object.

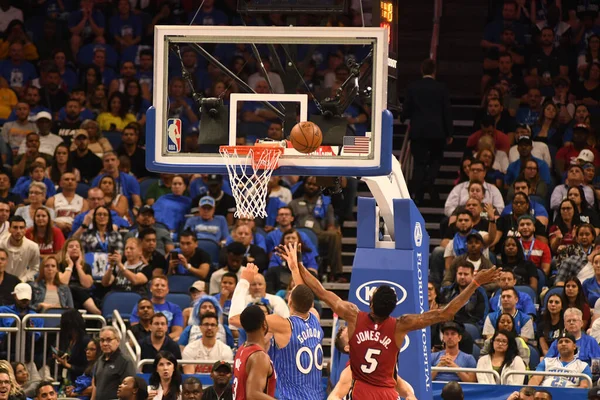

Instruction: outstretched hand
[278,242,300,272]
[241,263,259,282]
[474,266,502,286]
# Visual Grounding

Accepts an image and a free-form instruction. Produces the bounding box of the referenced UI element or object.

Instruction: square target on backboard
[146,26,394,177]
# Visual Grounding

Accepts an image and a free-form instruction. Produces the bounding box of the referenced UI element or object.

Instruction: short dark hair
[290,284,314,314]
[222,272,238,284]
[226,241,246,255]
[502,287,519,299]
[469,159,485,170]
[138,228,157,240]
[536,389,552,400]
[240,305,266,333]
[371,285,397,318]
[421,58,436,76]
[179,230,198,241]
[455,210,474,220]
[183,376,202,386]
[35,381,55,396]
[498,52,512,61]
[513,178,531,188]
[137,297,153,307]
[140,49,153,58]
[480,115,496,128]
[457,262,475,273]
[441,381,464,400]
[9,216,26,227]
[200,312,218,325]
[151,312,168,325]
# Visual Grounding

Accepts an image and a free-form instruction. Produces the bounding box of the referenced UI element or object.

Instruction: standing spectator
[139,314,181,373]
[130,298,154,342]
[64,338,100,400]
[55,309,91,383]
[0,216,39,282]
[0,249,19,306]
[17,111,62,158]
[91,151,142,211]
[91,326,136,400]
[96,93,136,132]
[46,172,87,234]
[116,124,149,179]
[182,312,234,373]
[1,102,37,159]
[402,59,453,204]
[109,0,142,52]
[184,196,228,244]
[430,321,477,382]
[476,330,526,384]
[30,256,74,312]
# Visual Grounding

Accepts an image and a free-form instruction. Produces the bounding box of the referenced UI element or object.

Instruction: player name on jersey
[354,330,393,349]
[297,327,322,345]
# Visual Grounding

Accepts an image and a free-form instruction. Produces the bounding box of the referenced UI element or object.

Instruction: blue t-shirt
[91,172,141,205]
[13,177,56,200]
[0,60,38,89]
[431,350,477,381]
[505,156,552,186]
[515,108,540,126]
[183,215,228,243]
[187,9,228,25]
[486,310,533,335]
[60,68,79,92]
[129,301,183,329]
[501,199,549,219]
[68,10,106,40]
[57,107,95,122]
[490,290,537,315]
[70,210,129,237]
[546,334,600,365]
[583,277,600,309]
[266,229,319,255]
[109,14,142,40]
[76,44,118,68]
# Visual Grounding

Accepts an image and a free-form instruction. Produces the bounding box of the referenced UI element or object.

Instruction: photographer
[101,237,151,295]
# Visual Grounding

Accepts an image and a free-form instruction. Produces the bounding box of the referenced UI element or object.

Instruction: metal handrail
[503,370,593,387]
[112,309,126,340]
[432,366,500,383]
[0,313,20,363]
[138,359,233,373]
[125,330,141,366]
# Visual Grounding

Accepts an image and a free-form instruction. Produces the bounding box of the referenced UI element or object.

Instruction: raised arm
[397,267,500,332]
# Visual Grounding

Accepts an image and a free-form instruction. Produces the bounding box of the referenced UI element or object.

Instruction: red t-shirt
[519,237,551,269]
[233,343,276,399]
[25,227,65,255]
[467,129,511,153]
[555,145,600,167]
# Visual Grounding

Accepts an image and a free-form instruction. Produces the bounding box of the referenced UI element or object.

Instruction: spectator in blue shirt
[269,229,319,272]
[187,0,228,25]
[91,151,142,211]
[583,254,600,307]
[503,178,549,226]
[68,0,106,56]
[505,136,552,186]
[431,321,477,382]
[0,283,44,349]
[109,0,142,52]
[545,307,600,366]
[129,275,183,340]
[183,196,228,244]
[490,270,537,316]
[0,42,38,98]
[483,288,535,341]
[515,88,542,126]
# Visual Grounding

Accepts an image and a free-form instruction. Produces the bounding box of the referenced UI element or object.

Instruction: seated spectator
[45,146,82,189]
[130,275,184,339]
[53,99,85,146]
[181,377,203,400]
[101,237,151,295]
[529,330,592,388]
[1,102,36,160]
[545,308,600,366]
[167,230,210,279]
[546,76,575,127]
[221,224,268,272]
[444,212,495,273]
[476,330,526,384]
[179,295,233,349]
[152,175,192,234]
[116,123,149,179]
[0,216,40,282]
[477,147,504,188]
[516,88,542,125]
[0,249,19,306]
[130,298,154,342]
[110,0,142,52]
[75,120,112,158]
[209,242,246,294]
[99,175,130,223]
[480,311,530,366]
[265,206,318,254]
[508,124,552,166]
[268,176,292,204]
[583,252,600,307]
[91,151,142,211]
[30,256,74,312]
[568,186,600,232]
[12,134,54,182]
[538,293,564,356]
[78,205,123,259]
[467,115,511,154]
[147,351,182,399]
[483,288,534,341]
[556,124,600,176]
[137,228,167,276]
[57,87,95,123]
[530,26,569,97]
[430,321,477,382]
[15,112,62,158]
[574,62,600,108]
[476,134,509,174]
[167,78,199,135]
[443,232,495,290]
[562,278,592,329]
[503,179,548,225]
[25,207,65,256]
[184,196,228,244]
[124,205,173,255]
[505,136,552,187]
[64,338,100,400]
[182,312,234,374]
[554,224,596,285]
[71,188,129,237]
[0,283,43,348]
[551,164,595,210]
[0,365,26,400]
[13,163,56,202]
[191,175,236,225]
[11,360,38,398]
[144,174,175,205]
[124,80,151,127]
[444,160,505,217]
[439,263,487,326]
[97,92,136,132]
[139,314,181,373]
[201,361,233,399]
[549,199,580,254]
[475,96,517,137]
[57,238,100,315]
[0,176,22,214]
[46,172,87,235]
[563,104,591,145]
[214,273,236,321]
[116,376,148,400]
[68,0,105,54]
[490,270,536,316]
[0,43,37,99]
[269,228,318,273]
[70,129,104,183]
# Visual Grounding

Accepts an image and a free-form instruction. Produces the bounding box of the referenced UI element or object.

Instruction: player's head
[370,285,397,318]
[334,326,349,354]
[441,381,464,400]
[240,305,267,334]
[289,284,314,314]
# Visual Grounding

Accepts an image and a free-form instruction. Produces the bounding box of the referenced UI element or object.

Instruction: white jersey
[540,357,590,388]
[53,193,84,226]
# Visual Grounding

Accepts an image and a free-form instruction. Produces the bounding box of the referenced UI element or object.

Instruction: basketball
[289,121,323,154]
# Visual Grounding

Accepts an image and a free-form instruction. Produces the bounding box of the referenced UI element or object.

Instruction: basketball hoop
[219,144,284,219]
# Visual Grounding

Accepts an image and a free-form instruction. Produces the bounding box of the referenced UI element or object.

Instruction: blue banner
[345,197,432,399]
[432,382,588,400]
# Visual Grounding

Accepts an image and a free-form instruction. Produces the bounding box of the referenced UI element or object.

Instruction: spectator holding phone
[101,237,151,295]
[167,230,211,279]
[78,206,123,254]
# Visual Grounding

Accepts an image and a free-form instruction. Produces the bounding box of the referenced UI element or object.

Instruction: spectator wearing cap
[0,102,37,161]
[116,123,150,179]
[167,230,211,279]
[201,361,233,400]
[551,164,596,210]
[467,115,511,154]
[430,321,477,382]
[556,124,600,177]
[181,280,207,325]
[483,288,535,341]
[545,308,600,367]
[184,196,229,244]
[70,129,104,183]
[0,283,43,346]
[90,151,142,213]
[443,208,496,270]
[152,176,192,235]
[504,135,552,187]
[516,88,542,126]
[209,242,247,294]
[508,124,552,166]
[439,263,488,326]
[179,294,234,351]
[124,205,173,255]
[442,232,495,290]
[191,175,236,226]
[13,111,63,157]
[529,329,592,388]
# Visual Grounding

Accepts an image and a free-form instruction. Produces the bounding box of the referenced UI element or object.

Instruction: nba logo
[167,118,182,153]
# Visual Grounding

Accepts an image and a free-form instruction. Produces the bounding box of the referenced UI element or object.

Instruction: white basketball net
[219,146,283,219]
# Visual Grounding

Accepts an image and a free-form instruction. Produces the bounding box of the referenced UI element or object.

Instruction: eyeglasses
[29,191,43,195]
[95,212,109,217]
[494,339,508,344]
[560,207,573,211]
[0,380,10,386]
[525,166,538,170]
[99,337,116,343]
[201,323,218,328]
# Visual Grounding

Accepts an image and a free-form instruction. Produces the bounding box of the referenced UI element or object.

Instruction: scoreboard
[373,0,399,111]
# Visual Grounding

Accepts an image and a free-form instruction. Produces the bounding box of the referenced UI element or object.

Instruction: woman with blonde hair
[57,238,100,315]
[30,256,74,312]
[0,361,26,399]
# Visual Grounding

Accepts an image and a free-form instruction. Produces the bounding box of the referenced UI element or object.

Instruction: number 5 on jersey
[361,349,382,374]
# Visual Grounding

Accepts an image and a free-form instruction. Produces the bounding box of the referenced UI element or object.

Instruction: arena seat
[297,227,318,249]
[515,285,537,306]
[196,239,221,266]
[102,292,142,320]
[166,293,192,311]
[167,275,198,294]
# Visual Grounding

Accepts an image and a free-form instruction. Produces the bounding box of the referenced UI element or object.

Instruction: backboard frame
[146,26,393,177]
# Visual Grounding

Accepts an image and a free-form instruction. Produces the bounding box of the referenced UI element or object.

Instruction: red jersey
[349,311,399,388]
[233,343,276,399]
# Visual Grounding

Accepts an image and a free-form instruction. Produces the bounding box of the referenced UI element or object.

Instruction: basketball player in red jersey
[233,305,277,400]
[297,247,501,399]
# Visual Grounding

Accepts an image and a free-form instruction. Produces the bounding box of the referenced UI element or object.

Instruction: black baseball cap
[516,136,533,145]
[207,174,223,185]
[466,232,484,243]
[139,205,154,215]
[212,360,232,373]
[440,321,463,334]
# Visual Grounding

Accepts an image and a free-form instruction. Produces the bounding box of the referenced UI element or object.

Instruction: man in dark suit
[402,59,453,204]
